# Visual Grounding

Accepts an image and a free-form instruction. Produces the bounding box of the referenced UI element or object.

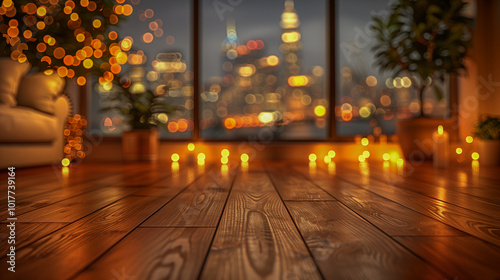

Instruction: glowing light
[397,158,405,166]
[142,33,154,43]
[324,155,331,164]
[198,159,205,166]
[466,136,474,144]
[224,118,236,129]
[309,153,317,162]
[282,31,301,43]
[171,153,180,162]
[238,65,256,77]
[258,112,274,124]
[221,157,229,164]
[197,153,206,161]
[266,55,279,66]
[61,158,70,167]
[328,150,336,158]
[361,138,369,146]
[93,19,102,28]
[391,152,399,162]
[83,59,93,69]
[77,76,86,86]
[359,107,371,118]
[363,151,371,158]
[471,152,479,160]
[366,76,377,87]
[70,13,79,21]
[221,149,230,158]
[241,153,249,162]
[456,148,463,155]
[383,153,391,161]
[37,7,47,17]
[437,125,444,135]
[314,105,326,117]
[358,155,366,163]
[288,75,309,87]
[187,143,195,151]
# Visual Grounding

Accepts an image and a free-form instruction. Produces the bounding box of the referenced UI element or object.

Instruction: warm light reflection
[171,162,179,173]
[221,157,229,165]
[437,125,444,135]
[197,153,206,161]
[309,161,316,176]
[241,162,249,172]
[221,149,230,158]
[328,162,336,175]
[328,150,336,158]
[323,155,331,164]
[61,167,69,180]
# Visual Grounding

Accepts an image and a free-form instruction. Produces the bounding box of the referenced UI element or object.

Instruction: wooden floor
[1,160,500,280]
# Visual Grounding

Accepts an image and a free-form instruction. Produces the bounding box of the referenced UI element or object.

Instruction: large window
[88,0,452,140]
[89,0,193,139]
[336,0,450,136]
[200,0,327,139]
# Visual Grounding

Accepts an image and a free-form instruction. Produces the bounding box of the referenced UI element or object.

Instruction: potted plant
[371,0,472,159]
[474,116,500,166]
[101,74,177,161]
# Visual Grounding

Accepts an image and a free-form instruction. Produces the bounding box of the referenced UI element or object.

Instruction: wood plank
[286,201,447,280]
[74,228,215,280]
[16,187,140,222]
[142,163,238,227]
[267,165,335,201]
[292,165,464,237]
[0,165,168,221]
[200,172,322,279]
[0,222,67,256]
[0,195,166,280]
[331,165,500,247]
[395,236,500,279]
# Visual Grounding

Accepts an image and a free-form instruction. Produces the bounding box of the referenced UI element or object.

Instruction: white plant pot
[478,140,500,166]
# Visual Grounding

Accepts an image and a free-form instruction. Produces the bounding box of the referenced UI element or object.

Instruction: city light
[314,105,326,117]
[288,75,309,87]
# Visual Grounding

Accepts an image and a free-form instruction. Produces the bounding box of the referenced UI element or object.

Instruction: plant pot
[122,128,160,161]
[477,140,500,166]
[396,117,457,161]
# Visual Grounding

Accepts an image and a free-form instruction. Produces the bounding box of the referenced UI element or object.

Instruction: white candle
[432,125,449,168]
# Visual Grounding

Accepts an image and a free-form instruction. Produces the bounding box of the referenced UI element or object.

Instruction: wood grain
[143,163,238,227]
[286,201,446,280]
[292,165,464,237]
[0,222,67,256]
[74,228,215,280]
[0,195,166,280]
[332,165,500,247]
[395,236,500,280]
[200,172,322,280]
[267,165,335,201]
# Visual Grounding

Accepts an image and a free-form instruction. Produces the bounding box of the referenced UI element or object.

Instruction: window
[88,0,453,140]
[200,0,327,139]
[336,0,451,136]
[89,0,193,139]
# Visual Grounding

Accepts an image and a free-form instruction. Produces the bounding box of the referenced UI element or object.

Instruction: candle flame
[437,125,444,135]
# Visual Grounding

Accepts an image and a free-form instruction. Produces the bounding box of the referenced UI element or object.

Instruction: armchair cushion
[0,105,57,143]
[0,59,31,107]
[17,72,65,115]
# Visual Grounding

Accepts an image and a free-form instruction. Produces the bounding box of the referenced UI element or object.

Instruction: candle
[187,143,195,165]
[432,125,449,168]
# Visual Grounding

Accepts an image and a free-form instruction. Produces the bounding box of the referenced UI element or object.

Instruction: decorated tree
[0,0,133,86]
